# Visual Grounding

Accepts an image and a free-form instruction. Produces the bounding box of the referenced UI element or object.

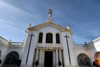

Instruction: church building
[0,9,100,67]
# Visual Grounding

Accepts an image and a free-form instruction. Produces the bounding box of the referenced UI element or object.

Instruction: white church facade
[0,10,100,67]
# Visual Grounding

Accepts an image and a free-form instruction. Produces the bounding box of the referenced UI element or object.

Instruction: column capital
[56,49,58,50]
[36,48,39,50]
[59,49,61,50]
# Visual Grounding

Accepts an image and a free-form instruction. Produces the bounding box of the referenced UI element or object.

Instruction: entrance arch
[77,53,91,66]
[3,51,19,67]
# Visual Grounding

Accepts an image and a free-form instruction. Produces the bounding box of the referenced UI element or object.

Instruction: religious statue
[48,9,52,17]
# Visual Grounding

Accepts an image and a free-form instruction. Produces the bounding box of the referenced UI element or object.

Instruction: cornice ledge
[0,43,9,47]
[25,29,38,33]
[61,30,73,35]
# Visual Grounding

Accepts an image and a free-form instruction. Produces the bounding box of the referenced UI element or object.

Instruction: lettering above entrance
[36,47,63,49]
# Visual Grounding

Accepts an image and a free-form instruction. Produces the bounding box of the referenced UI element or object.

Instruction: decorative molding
[25,30,29,33]
[28,29,38,31]
[73,47,86,51]
[61,30,73,35]
[8,45,25,49]
[0,43,9,47]
[0,36,10,46]
[28,22,70,31]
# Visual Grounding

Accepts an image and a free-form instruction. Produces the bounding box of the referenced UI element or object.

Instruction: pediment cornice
[25,22,73,35]
[28,22,70,31]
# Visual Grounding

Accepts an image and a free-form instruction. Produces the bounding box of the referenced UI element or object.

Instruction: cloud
[0,1,32,16]
[0,19,23,33]
[0,1,44,23]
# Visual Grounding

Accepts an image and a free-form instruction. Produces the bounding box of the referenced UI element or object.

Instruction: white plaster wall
[93,40,100,51]
[0,46,8,66]
[73,47,95,66]
[21,31,30,65]
[6,46,24,59]
[21,31,38,67]
[61,32,76,67]
[27,31,38,65]
[61,32,70,66]
[38,26,61,47]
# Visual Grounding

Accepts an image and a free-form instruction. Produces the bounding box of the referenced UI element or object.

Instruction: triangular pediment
[28,22,70,32]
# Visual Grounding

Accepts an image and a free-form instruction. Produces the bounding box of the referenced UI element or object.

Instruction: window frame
[56,33,60,44]
[38,32,43,43]
[46,33,53,43]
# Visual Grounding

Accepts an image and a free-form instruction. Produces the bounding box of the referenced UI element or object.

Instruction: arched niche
[3,51,19,67]
[77,53,91,66]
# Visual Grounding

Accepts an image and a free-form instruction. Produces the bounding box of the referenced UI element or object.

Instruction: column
[53,51,56,67]
[56,49,58,65]
[53,33,56,47]
[59,49,62,64]
[43,33,45,46]
[39,49,42,65]
[36,49,39,61]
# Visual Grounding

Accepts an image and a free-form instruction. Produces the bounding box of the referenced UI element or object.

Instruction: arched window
[38,33,43,43]
[3,51,19,66]
[77,53,91,66]
[46,33,52,43]
[56,33,60,43]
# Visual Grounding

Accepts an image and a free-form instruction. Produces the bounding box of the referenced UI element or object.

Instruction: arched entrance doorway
[77,53,91,67]
[3,51,19,67]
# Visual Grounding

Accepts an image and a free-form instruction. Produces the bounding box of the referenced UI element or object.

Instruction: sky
[0,0,100,44]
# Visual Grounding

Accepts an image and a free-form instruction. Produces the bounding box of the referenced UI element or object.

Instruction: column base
[59,65,63,67]
[64,65,77,67]
[21,65,32,67]
[56,65,58,67]
[56,65,63,67]
[34,65,42,67]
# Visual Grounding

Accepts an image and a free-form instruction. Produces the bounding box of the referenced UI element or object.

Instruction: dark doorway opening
[3,52,19,67]
[45,51,53,67]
